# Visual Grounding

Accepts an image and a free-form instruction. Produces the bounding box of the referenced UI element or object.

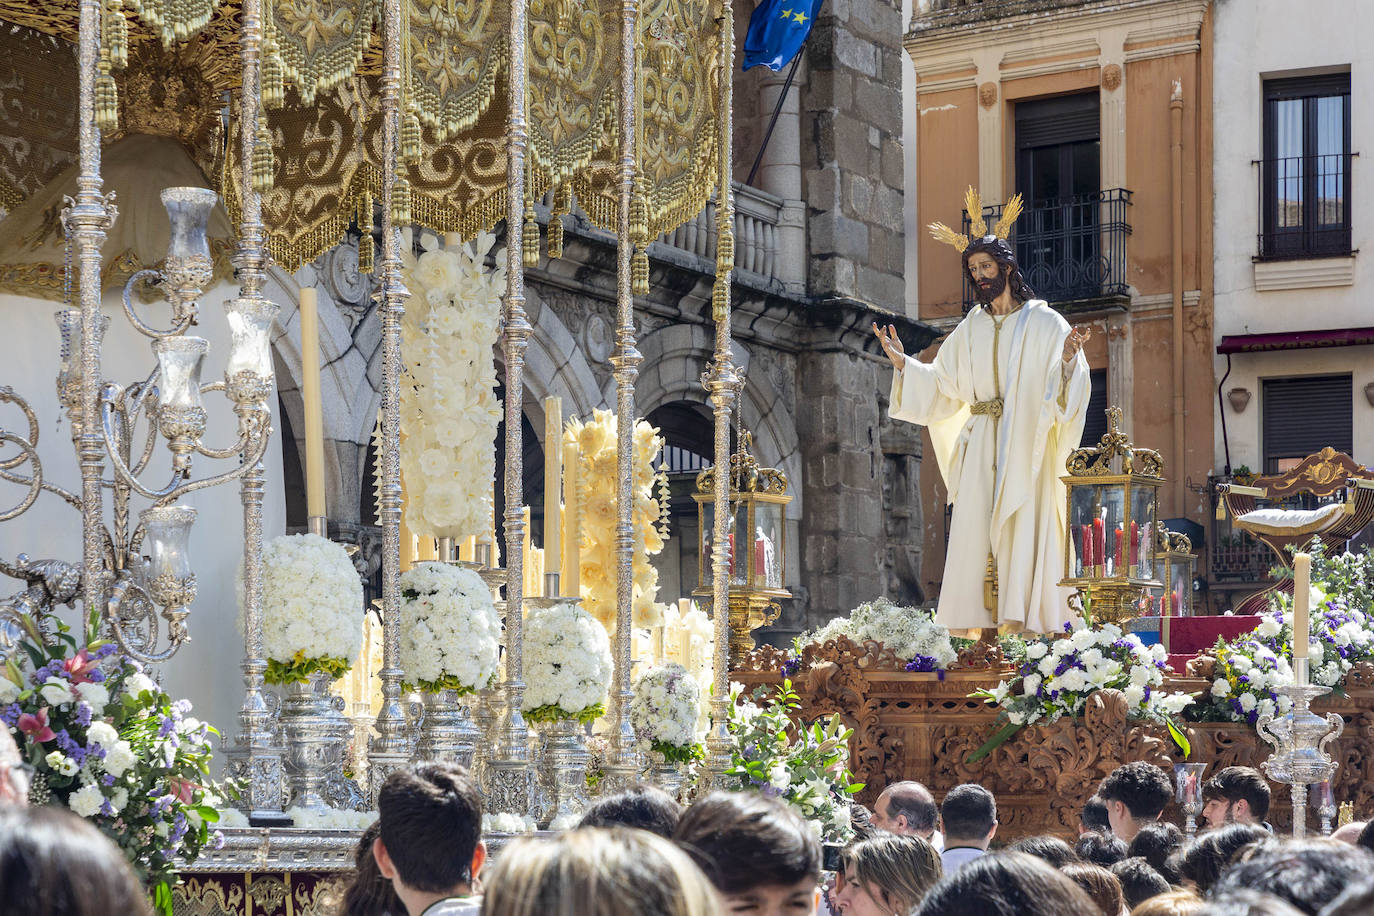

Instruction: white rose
[0,679,19,705]
[1239,693,1257,713]
[1212,678,1231,698]
[125,672,157,697]
[103,741,137,777]
[1021,674,1042,697]
[110,788,128,813]
[1159,693,1193,716]
[1308,642,1324,665]
[1008,711,1026,725]
[1129,665,1153,686]
[1025,642,1049,660]
[769,764,791,791]
[1037,655,1058,677]
[1123,685,1146,708]
[39,678,75,706]
[74,681,110,711]
[85,720,118,748]
[68,784,105,818]
[1072,629,1097,651]
[1256,617,1281,638]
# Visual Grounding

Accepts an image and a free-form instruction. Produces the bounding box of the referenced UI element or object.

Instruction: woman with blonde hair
[833,835,942,916]
[483,826,723,916]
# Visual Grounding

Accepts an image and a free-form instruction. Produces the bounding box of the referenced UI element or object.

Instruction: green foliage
[526,702,605,725]
[263,651,351,686]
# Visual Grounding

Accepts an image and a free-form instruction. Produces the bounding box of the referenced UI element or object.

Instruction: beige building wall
[904,0,1215,604]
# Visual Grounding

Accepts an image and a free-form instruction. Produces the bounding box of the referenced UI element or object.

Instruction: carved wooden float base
[736,637,1374,839]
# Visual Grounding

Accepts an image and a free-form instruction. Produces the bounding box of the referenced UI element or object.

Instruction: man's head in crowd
[674,791,821,916]
[1209,839,1371,915]
[1079,795,1111,835]
[577,784,683,838]
[872,781,939,840]
[1200,767,1270,829]
[374,763,485,916]
[1097,761,1173,843]
[940,784,996,850]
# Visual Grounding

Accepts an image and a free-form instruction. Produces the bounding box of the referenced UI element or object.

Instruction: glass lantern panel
[1069,484,1096,578]
[1170,558,1190,617]
[1097,484,1127,577]
[1131,485,1157,578]
[750,501,785,589]
[731,500,750,587]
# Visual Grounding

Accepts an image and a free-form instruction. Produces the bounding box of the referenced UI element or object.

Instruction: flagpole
[745,49,803,189]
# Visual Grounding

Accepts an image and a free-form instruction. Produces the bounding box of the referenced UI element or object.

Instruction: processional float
[0,0,743,834]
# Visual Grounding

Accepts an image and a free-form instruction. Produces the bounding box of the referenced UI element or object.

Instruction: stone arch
[635,322,802,521]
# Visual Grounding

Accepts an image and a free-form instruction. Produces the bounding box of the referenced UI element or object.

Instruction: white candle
[544,397,562,583]
[1294,552,1311,660]
[299,288,327,519]
[562,438,581,597]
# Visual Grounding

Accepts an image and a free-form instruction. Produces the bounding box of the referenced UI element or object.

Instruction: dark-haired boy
[1097,761,1172,843]
[374,763,485,916]
[1200,765,1271,830]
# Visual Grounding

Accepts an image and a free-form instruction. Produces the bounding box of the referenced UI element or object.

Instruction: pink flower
[62,650,98,686]
[168,776,198,804]
[17,707,56,743]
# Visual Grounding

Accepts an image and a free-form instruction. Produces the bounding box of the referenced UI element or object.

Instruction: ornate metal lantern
[1060,407,1164,624]
[693,432,790,662]
[1149,525,1197,618]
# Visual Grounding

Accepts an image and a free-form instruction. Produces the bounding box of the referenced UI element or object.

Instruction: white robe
[889,300,1090,634]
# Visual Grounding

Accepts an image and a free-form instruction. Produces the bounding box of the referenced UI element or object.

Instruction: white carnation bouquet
[970,616,1194,761]
[398,562,501,694]
[630,664,703,764]
[399,229,503,540]
[250,533,364,684]
[522,599,613,724]
[803,596,958,671]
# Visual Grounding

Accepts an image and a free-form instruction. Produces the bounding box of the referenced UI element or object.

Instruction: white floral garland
[522,599,613,722]
[246,533,363,681]
[399,229,503,539]
[566,409,669,635]
[399,562,501,694]
[803,597,958,669]
[630,664,703,761]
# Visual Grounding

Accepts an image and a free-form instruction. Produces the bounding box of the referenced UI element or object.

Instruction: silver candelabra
[1256,656,1344,838]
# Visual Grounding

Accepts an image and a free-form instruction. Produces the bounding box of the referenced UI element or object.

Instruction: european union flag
[742,0,824,71]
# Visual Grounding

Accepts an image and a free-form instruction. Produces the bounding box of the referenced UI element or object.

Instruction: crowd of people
[5,715,1374,916]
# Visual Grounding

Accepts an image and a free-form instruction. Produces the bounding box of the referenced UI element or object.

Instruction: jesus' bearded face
[967,252,1007,304]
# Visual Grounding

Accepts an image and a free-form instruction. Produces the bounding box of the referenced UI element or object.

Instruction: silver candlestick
[1256,656,1344,838]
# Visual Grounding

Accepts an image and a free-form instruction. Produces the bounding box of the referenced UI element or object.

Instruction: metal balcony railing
[961,188,1132,311]
[1258,152,1354,260]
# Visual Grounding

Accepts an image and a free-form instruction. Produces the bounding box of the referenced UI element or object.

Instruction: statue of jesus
[873,189,1092,636]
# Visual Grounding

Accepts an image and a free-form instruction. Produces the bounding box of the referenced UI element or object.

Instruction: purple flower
[103,773,116,787]
[780,658,801,678]
[157,716,176,738]
[92,644,117,660]
[0,704,20,727]
[74,702,93,727]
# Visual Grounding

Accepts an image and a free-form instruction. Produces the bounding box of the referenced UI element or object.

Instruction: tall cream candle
[1294,552,1311,659]
[299,288,327,519]
[543,397,562,582]
[562,439,581,597]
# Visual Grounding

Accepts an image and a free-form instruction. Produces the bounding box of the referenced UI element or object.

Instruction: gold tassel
[106,0,128,70]
[391,175,412,226]
[402,111,422,165]
[547,186,570,260]
[711,275,729,322]
[251,118,274,193]
[358,192,374,274]
[522,197,540,268]
[632,245,649,295]
[262,41,284,110]
[94,51,119,133]
[717,229,735,272]
[629,189,648,247]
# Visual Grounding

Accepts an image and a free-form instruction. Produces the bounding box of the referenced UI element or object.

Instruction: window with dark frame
[1261,374,1353,475]
[1260,72,1352,260]
[1079,369,1109,449]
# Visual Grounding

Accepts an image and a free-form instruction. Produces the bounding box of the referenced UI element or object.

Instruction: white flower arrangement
[566,410,670,635]
[630,664,704,764]
[249,533,364,684]
[284,806,378,831]
[482,812,536,834]
[971,618,1194,760]
[522,599,613,723]
[398,562,501,695]
[399,229,503,540]
[802,597,958,671]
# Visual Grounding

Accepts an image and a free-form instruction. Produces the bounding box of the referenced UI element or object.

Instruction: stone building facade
[276,0,937,640]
